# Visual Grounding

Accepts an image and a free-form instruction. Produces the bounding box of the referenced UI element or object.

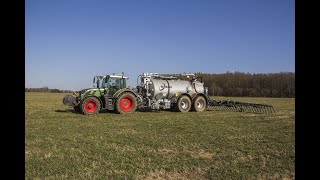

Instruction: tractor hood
[79,88,91,94]
[79,88,105,94]
[77,88,106,100]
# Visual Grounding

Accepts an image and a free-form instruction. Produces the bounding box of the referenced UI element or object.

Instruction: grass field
[25,92,295,179]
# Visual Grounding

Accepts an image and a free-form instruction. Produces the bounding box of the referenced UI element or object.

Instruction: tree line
[196,72,295,97]
[25,72,295,97]
[25,87,74,93]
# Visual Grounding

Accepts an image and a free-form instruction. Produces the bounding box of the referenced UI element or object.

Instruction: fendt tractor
[63,72,275,115]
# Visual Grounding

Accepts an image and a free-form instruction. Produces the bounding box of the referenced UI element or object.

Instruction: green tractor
[63,73,139,114]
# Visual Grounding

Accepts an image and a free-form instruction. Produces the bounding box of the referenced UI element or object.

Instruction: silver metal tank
[148,79,204,99]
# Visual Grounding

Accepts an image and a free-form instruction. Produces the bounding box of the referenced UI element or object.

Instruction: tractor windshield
[93,76,104,88]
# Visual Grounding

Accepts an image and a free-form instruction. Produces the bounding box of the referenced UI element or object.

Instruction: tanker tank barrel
[138,72,275,114]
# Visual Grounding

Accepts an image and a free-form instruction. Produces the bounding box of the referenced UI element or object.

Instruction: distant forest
[25,72,295,98]
[196,72,295,97]
[25,87,74,93]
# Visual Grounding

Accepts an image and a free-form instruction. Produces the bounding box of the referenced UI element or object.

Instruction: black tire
[192,96,207,112]
[81,97,101,115]
[115,92,137,114]
[176,95,191,112]
[73,105,81,113]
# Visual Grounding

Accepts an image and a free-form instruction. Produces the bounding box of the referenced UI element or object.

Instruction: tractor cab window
[101,78,107,88]
[107,77,127,89]
[109,78,118,87]
[120,78,127,88]
[93,76,103,88]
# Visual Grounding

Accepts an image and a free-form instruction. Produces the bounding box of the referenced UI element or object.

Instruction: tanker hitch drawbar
[207,99,275,114]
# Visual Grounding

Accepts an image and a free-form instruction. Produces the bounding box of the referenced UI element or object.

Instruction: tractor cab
[93,74,128,90]
[103,74,129,95]
[104,75,128,88]
[92,73,130,96]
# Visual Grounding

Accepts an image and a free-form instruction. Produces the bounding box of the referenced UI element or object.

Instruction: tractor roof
[109,75,128,79]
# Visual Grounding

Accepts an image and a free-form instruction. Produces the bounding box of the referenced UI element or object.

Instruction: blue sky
[25,0,294,90]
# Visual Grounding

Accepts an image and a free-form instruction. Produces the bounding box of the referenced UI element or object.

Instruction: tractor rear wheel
[192,96,206,112]
[176,95,191,112]
[81,97,101,115]
[115,92,137,114]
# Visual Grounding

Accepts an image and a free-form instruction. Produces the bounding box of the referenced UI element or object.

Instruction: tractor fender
[113,88,139,99]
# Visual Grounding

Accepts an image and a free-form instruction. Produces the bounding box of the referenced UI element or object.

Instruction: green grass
[25,92,295,179]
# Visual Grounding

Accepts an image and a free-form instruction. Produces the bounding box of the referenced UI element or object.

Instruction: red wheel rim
[120,97,134,112]
[85,100,97,113]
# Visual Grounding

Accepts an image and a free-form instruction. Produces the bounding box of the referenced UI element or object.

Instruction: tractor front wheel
[115,93,137,114]
[82,97,101,115]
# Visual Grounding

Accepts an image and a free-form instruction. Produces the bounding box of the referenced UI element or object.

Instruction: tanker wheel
[176,95,191,112]
[192,96,207,112]
[81,97,101,115]
[115,93,137,114]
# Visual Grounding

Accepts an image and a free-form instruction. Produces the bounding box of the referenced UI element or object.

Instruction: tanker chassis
[135,72,208,112]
